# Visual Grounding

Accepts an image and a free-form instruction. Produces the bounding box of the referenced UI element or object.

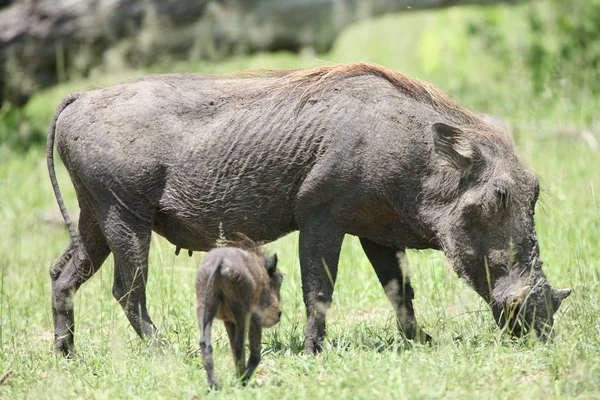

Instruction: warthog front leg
[360,238,431,343]
[299,219,345,354]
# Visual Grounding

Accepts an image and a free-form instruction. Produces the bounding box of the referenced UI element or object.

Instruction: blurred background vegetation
[0,0,599,152]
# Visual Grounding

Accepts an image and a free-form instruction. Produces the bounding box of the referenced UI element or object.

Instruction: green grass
[1,3,600,399]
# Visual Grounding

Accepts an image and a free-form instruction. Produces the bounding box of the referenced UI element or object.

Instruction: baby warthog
[196,246,283,389]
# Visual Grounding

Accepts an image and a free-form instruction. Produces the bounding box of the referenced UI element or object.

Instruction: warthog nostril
[278,311,282,318]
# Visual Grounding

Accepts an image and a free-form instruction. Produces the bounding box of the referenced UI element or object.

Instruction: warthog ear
[432,122,473,168]
[557,288,571,300]
[549,287,571,314]
[552,287,571,306]
[265,253,278,275]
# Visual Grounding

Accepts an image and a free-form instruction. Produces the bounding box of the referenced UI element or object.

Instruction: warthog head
[423,115,570,339]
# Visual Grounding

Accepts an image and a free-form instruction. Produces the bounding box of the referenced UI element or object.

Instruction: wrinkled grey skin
[196,248,282,389]
[47,64,570,356]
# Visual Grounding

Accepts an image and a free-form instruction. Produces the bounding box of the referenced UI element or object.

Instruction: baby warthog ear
[432,122,473,168]
[265,253,278,275]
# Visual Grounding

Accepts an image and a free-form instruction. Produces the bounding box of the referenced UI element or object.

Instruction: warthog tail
[46,93,80,246]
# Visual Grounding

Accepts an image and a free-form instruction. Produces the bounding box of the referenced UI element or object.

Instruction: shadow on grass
[262,319,435,355]
[262,320,306,355]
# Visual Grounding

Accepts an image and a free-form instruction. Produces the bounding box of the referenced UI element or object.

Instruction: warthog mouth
[498,293,563,342]
[504,314,553,342]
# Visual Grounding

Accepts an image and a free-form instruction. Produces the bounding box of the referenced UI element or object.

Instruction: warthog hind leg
[104,207,158,344]
[51,204,111,357]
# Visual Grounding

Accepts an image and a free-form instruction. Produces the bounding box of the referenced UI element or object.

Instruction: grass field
[1,3,599,399]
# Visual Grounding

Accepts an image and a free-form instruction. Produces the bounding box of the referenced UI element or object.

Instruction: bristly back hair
[228,62,491,132]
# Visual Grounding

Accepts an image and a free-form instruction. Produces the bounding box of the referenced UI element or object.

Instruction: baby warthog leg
[243,315,263,386]
[228,312,248,380]
[200,302,220,389]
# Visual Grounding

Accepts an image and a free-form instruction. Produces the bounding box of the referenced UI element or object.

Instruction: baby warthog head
[425,116,571,340]
[197,246,283,389]
[260,253,284,328]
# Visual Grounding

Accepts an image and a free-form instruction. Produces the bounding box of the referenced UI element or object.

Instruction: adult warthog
[47,63,570,356]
